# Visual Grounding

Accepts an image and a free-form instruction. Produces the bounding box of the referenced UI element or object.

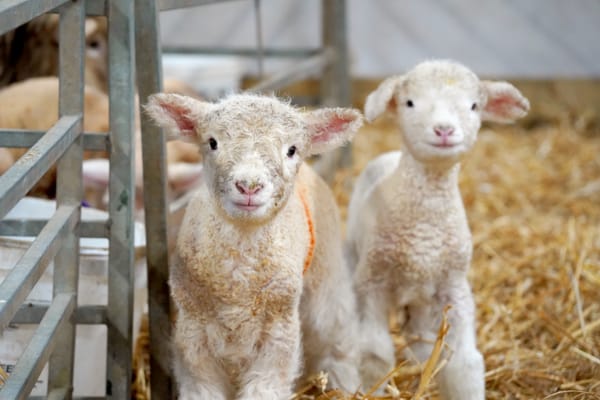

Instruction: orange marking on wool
[297,185,315,275]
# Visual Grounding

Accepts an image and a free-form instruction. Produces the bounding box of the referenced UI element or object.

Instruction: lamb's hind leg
[436,280,485,400]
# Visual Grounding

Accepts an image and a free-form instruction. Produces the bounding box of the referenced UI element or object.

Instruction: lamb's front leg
[237,316,302,400]
[404,279,484,400]
[435,279,485,400]
[173,335,231,400]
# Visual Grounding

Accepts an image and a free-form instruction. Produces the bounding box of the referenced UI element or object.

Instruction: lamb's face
[146,93,363,225]
[364,60,530,167]
[397,63,484,165]
[198,97,306,223]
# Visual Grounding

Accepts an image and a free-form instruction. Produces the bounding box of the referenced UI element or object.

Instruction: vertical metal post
[254,0,264,78]
[106,0,136,397]
[134,0,174,398]
[316,0,352,181]
[48,0,85,398]
[321,0,350,107]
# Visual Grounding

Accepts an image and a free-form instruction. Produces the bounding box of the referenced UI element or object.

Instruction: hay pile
[133,114,600,399]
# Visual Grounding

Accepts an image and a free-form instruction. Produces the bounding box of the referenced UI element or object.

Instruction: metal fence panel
[0,116,81,220]
[0,293,75,400]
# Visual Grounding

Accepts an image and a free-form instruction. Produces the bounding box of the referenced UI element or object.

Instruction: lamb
[345,60,529,399]
[145,92,363,399]
[0,14,108,92]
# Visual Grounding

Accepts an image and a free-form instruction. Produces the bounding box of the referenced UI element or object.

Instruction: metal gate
[0,0,348,398]
[0,0,136,398]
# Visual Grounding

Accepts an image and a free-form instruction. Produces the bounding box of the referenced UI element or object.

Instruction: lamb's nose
[235,180,263,195]
[434,125,455,138]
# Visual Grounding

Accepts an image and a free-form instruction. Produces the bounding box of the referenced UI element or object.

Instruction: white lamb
[145,93,363,399]
[346,60,529,399]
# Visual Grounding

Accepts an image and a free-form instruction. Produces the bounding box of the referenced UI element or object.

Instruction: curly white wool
[146,93,364,399]
[347,60,529,400]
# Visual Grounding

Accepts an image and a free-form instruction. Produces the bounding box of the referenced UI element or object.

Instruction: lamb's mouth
[233,202,263,212]
[429,142,461,149]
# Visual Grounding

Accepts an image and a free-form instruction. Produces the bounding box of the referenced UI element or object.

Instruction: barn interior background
[156,1,600,399]
[0,0,597,399]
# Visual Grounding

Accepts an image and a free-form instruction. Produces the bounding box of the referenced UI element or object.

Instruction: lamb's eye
[406,100,414,108]
[287,145,297,158]
[208,137,218,150]
[471,103,477,111]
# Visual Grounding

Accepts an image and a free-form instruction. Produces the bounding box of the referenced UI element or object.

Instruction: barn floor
[133,91,600,399]
[331,116,599,399]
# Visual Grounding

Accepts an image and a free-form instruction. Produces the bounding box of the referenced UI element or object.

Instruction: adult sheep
[146,92,364,399]
[346,60,529,399]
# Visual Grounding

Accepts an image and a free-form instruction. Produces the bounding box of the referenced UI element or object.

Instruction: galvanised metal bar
[0,0,70,36]
[48,1,85,395]
[12,304,107,325]
[0,219,108,238]
[106,0,137,397]
[314,0,351,182]
[0,293,75,400]
[0,130,109,152]
[158,0,242,11]
[246,50,332,94]
[0,116,81,221]
[0,204,78,331]
[85,0,106,16]
[86,0,245,15]
[320,0,350,107]
[134,0,174,396]
[162,46,320,58]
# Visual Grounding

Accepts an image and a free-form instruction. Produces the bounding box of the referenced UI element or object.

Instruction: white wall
[160,0,600,78]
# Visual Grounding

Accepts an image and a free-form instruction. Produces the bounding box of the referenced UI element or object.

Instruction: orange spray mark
[297,185,315,275]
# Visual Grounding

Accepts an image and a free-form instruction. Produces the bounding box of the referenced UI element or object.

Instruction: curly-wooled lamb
[346,60,529,400]
[146,93,363,399]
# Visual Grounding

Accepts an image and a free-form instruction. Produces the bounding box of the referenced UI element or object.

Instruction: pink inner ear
[486,94,523,117]
[312,116,350,143]
[162,102,196,133]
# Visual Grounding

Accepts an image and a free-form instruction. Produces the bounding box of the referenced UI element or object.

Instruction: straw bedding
[133,111,600,399]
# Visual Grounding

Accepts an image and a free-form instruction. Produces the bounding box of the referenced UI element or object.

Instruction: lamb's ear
[144,93,212,141]
[364,76,403,122]
[305,108,363,155]
[481,81,530,123]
